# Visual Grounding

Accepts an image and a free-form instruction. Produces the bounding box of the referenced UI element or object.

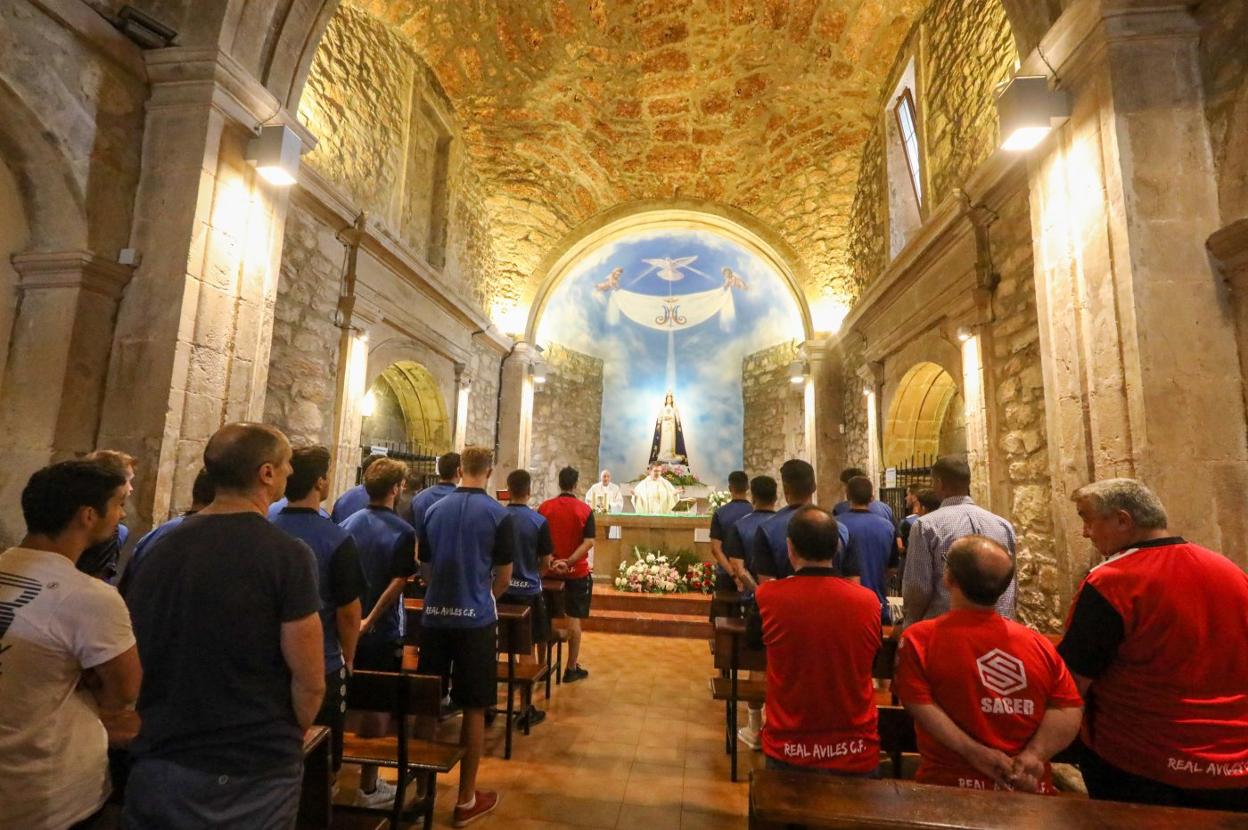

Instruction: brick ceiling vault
[351,0,929,317]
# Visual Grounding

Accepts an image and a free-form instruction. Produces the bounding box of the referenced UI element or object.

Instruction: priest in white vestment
[585,470,624,513]
[631,464,680,514]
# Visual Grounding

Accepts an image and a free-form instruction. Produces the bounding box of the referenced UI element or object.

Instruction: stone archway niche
[361,359,451,453]
[882,361,966,468]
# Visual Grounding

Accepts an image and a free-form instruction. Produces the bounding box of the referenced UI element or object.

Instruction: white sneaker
[737,726,761,751]
[355,777,397,808]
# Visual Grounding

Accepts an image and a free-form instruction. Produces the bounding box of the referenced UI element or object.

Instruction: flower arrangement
[707,489,732,510]
[614,548,688,594]
[685,561,716,594]
[631,463,704,487]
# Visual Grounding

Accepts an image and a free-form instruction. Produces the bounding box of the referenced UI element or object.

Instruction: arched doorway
[361,360,451,454]
[883,362,966,468]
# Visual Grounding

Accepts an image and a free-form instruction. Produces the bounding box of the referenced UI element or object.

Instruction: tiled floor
[392,633,761,828]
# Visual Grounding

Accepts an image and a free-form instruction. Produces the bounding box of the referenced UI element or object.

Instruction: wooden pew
[339,671,464,830]
[712,616,767,782]
[542,578,568,694]
[748,768,1248,829]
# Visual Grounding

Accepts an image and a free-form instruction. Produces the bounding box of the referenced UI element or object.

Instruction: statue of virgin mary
[648,391,688,466]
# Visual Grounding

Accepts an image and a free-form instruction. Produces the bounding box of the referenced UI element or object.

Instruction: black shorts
[501,591,549,645]
[355,635,402,672]
[314,665,348,771]
[563,575,593,618]
[417,623,498,709]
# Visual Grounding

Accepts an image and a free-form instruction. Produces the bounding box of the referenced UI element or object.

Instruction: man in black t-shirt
[124,423,324,829]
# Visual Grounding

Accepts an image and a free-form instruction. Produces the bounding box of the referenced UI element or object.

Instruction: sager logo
[976,648,1027,696]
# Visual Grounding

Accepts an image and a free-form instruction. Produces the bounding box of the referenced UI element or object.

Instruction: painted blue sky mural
[536,228,802,487]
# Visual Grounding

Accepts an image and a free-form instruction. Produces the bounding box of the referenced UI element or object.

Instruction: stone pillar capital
[12,251,134,300]
[855,361,884,390]
[1209,219,1248,276]
[144,46,317,152]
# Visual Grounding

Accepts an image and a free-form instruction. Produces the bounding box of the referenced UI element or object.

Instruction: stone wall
[922,0,1016,208]
[1197,0,1248,222]
[264,199,344,448]
[529,344,604,503]
[986,189,1058,631]
[742,342,806,477]
[846,0,1016,290]
[298,2,503,313]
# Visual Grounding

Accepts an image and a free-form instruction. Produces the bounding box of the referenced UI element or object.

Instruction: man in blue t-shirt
[832,466,895,525]
[406,451,460,534]
[338,456,415,806]
[330,452,385,523]
[119,467,214,595]
[723,475,779,591]
[722,474,778,750]
[417,446,514,827]
[752,460,856,582]
[500,469,554,728]
[835,476,901,624]
[271,446,363,779]
[709,470,754,592]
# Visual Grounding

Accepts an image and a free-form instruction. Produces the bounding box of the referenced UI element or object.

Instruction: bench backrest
[347,670,442,719]
[877,705,917,755]
[749,768,1248,829]
[497,603,534,655]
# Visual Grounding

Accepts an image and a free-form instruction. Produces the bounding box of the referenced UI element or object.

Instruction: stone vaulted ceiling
[352,0,929,313]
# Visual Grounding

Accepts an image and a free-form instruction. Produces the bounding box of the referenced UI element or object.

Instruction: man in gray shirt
[902,456,1016,625]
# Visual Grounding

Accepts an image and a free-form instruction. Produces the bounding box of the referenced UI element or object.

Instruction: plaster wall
[0,158,28,398]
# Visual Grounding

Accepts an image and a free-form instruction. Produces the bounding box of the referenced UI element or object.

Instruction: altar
[590,513,713,582]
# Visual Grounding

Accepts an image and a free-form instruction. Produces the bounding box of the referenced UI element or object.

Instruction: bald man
[584,469,623,513]
[894,536,1082,794]
[124,423,325,829]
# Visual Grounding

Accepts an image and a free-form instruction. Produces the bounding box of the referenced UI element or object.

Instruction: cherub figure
[722,267,749,290]
[595,266,623,293]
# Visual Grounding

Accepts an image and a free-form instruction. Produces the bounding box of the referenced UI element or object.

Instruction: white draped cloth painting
[605,285,738,331]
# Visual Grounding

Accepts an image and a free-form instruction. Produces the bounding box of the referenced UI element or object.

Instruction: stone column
[452,362,471,452]
[1027,0,1248,590]
[94,48,315,528]
[495,341,534,488]
[327,296,381,502]
[0,252,133,542]
[958,330,992,507]
[856,362,884,488]
[804,337,845,504]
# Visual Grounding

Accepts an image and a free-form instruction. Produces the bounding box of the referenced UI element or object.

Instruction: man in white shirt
[0,460,141,829]
[584,469,624,513]
[631,464,680,514]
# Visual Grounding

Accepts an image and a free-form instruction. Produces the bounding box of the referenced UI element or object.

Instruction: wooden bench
[748,768,1248,829]
[339,671,464,830]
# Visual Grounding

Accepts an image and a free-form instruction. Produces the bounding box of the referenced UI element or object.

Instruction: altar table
[591,512,712,581]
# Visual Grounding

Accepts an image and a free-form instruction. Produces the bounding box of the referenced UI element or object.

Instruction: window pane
[894,91,923,204]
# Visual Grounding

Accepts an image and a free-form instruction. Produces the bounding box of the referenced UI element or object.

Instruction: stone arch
[882,361,965,468]
[0,81,87,251]
[525,200,815,342]
[361,359,451,453]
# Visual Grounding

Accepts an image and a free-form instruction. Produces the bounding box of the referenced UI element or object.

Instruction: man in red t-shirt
[746,506,881,775]
[538,466,596,683]
[1058,478,1248,812]
[895,536,1082,793]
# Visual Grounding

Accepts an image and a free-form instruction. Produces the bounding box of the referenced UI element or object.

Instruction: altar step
[581,585,712,639]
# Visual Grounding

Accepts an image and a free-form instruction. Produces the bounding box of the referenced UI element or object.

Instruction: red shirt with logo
[895,608,1082,792]
[756,568,881,772]
[537,493,595,580]
[1058,538,1248,789]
